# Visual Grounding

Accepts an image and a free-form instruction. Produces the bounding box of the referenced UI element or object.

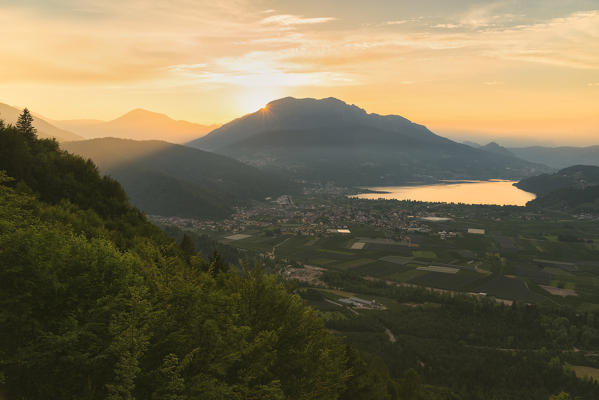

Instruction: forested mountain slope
[516,165,599,211]
[516,165,599,196]
[62,138,294,218]
[0,122,412,400]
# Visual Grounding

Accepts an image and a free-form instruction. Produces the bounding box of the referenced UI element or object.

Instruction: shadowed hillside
[62,138,294,218]
[516,165,599,196]
[517,165,599,211]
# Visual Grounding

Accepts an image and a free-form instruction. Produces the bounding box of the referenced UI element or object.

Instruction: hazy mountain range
[4,98,597,177]
[0,102,82,141]
[54,109,218,144]
[5,95,599,209]
[465,140,599,170]
[62,138,292,218]
[508,146,599,170]
[190,97,548,185]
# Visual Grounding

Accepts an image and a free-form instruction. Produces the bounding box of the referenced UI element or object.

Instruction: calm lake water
[352,180,536,206]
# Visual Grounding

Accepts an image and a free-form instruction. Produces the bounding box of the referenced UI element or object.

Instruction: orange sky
[0,0,598,145]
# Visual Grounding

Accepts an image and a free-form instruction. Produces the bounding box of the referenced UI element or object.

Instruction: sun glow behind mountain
[237,89,279,116]
[0,1,597,144]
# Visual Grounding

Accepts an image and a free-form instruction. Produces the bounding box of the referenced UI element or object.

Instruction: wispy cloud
[479,10,599,69]
[432,24,460,29]
[261,14,335,26]
[167,63,207,72]
[386,20,408,25]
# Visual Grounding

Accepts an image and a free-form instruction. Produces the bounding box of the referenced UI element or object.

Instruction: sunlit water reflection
[351,180,536,206]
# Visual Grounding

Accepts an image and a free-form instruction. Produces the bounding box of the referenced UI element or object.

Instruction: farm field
[196,196,599,311]
[409,270,487,291]
[569,365,599,382]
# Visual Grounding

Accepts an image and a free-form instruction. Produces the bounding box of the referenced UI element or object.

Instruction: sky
[0,0,598,145]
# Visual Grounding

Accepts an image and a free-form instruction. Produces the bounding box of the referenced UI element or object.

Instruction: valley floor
[154,193,599,399]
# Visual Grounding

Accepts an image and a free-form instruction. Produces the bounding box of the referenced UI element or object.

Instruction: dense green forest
[0,114,413,399]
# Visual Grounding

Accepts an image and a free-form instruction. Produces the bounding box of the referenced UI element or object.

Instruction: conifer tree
[208,251,228,276]
[16,108,37,140]
[179,233,195,257]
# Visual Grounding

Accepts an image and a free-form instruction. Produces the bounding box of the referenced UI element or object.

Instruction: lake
[351,180,536,206]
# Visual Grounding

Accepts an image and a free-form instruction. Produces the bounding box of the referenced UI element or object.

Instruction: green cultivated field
[207,198,599,311]
[410,270,487,291]
[352,260,413,277]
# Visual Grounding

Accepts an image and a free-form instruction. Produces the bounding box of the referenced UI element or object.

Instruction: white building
[468,228,485,235]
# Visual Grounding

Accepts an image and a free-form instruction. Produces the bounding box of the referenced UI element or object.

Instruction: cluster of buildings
[151,194,479,242]
[338,296,384,310]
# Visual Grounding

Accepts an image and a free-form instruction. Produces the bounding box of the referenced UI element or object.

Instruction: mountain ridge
[479,142,515,158]
[55,108,219,144]
[0,102,82,141]
[190,97,549,185]
[509,145,599,170]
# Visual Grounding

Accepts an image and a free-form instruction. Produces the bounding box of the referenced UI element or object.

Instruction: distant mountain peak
[192,96,425,152]
[265,96,366,115]
[480,141,514,157]
[55,108,218,144]
[188,96,548,184]
[117,108,173,121]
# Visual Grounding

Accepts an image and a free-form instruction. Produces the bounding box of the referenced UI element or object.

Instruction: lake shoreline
[349,180,536,206]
